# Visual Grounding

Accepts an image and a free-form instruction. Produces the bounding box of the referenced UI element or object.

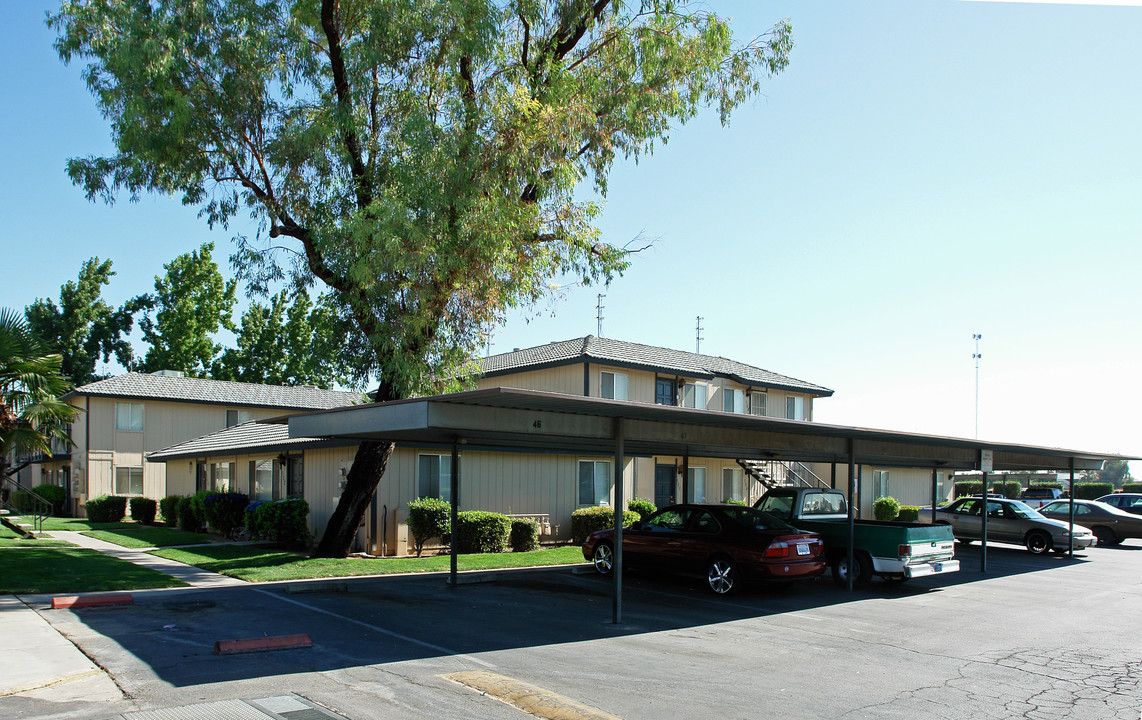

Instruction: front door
[655,464,676,508]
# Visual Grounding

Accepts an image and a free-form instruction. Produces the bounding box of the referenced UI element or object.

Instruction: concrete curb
[214,633,313,655]
[51,593,134,610]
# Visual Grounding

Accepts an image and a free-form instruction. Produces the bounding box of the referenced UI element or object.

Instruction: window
[209,462,235,492]
[873,470,890,500]
[687,467,707,503]
[251,459,275,501]
[601,371,628,401]
[114,467,143,495]
[578,459,612,506]
[226,409,252,428]
[115,402,144,431]
[750,392,767,416]
[655,378,677,406]
[723,388,745,414]
[786,396,805,421]
[418,454,453,502]
[722,467,744,502]
[286,457,304,499]
[682,383,707,409]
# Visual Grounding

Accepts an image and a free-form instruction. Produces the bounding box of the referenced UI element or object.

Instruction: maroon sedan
[582,503,826,595]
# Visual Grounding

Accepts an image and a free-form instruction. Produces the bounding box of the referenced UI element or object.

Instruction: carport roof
[281,387,1132,471]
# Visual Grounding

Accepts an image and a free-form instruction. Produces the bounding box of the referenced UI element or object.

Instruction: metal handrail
[785,461,830,490]
[1,474,52,533]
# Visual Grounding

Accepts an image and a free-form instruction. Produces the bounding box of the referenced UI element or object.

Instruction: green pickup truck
[755,487,960,586]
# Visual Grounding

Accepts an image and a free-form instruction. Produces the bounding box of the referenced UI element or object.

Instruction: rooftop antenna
[972,333,982,439]
[695,316,704,353]
[596,294,606,337]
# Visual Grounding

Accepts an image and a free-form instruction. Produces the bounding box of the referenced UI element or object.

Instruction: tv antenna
[596,294,606,337]
[972,333,982,439]
[695,316,704,353]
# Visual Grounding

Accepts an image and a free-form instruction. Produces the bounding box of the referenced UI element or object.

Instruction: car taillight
[764,541,790,558]
[898,544,912,558]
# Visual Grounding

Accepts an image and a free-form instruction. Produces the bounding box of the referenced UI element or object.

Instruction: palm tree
[0,308,78,478]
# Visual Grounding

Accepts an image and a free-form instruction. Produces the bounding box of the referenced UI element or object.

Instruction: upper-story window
[723,388,745,414]
[655,378,677,406]
[749,392,767,416]
[682,383,707,409]
[786,396,805,421]
[226,409,252,428]
[601,371,628,401]
[115,402,144,431]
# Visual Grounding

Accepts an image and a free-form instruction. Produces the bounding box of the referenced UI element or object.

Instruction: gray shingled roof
[67,373,363,410]
[147,421,346,461]
[478,336,833,396]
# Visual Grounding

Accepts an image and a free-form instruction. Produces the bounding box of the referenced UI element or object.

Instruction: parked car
[1019,487,1065,509]
[1095,493,1142,516]
[1039,499,1142,546]
[582,503,826,595]
[920,497,1093,554]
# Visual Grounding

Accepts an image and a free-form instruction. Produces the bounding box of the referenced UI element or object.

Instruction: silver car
[925,497,1093,555]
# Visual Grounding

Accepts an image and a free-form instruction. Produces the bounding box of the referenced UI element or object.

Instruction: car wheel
[1092,526,1121,546]
[591,541,614,575]
[1024,531,1052,555]
[831,552,872,587]
[706,557,737,595]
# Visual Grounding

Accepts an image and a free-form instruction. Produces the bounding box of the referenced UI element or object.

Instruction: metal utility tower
[695,316,704,354]
[972,333,982,439]
[596,294,606,337]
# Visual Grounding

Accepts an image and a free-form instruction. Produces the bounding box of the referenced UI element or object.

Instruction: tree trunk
[312,438,395,558]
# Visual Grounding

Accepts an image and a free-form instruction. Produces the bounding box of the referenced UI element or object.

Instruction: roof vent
[151,370,186,377]
[513,348,520,352]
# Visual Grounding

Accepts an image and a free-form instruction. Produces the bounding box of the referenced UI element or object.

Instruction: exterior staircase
[1,474,50,538]
[738,459,831,494]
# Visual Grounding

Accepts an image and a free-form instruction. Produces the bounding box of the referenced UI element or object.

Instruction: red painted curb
[51,594,134,609]
[214,633,313,655]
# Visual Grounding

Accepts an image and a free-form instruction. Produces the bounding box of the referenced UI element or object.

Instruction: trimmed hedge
[571,506,640,544]
[177,496,198,532]
[129,497,157,524]
[85,495,127,522]
[406,497,452,557]
[159,495,182,527]
[1073,482,1114,500]
[204,493,249,537]
[454,511,511,554]
[510,518,540,553]
[991,481,1023,499]
[12,484,67,515]
[1122,483,1142,493]
[247,498,311,547]
[897,505,920,522]
[1029,481,1064,490]
[954,481,983,498]
[873,496,901,521]
[627,497,657,522]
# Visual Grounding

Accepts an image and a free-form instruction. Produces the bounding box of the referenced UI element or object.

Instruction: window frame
[722,467,744,502]
[417,453,454,502]
[115,402,145,431]
[578,459,613,506]
[873,469,890,500]
[225,409,252,428]
[786,395,805,421]
[600,371,628,401]
[682,382,707,409]
[114,466,144,496]
[687,466,707,503]
[750,391,767,416]
[723,388,745,414]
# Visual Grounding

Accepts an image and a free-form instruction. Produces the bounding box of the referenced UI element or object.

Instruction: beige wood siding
[476,365,584,394]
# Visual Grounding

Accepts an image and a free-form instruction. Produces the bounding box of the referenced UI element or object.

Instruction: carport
[286,387,1129,621]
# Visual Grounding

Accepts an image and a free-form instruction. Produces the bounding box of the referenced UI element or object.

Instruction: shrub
[189,490,212,528]
[897,505,920,522]
[627,497,657,522]
[177,496,198,531]
[85,495,127,522]
[159,495,182,526]
[873,496,901,521]
[204,493,249,537]
[26,484,66,515]
[1123,483,1142,493]
[129,497,157,524]
[571,506,640,544]
[1029,481,1064,490]
[991,481,1022,499]
[249,498,311,547]
[723,498,747,506]
[406,497,452,557]
[510,518,540,553]
[453,511,511,554]
[1073,482,1114,500]
[954,481,983,498]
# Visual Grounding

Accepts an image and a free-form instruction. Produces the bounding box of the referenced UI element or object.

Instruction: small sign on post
[981,449,993,473]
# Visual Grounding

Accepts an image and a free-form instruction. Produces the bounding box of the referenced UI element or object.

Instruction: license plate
[932,562,943,572]
[796,543,810,556]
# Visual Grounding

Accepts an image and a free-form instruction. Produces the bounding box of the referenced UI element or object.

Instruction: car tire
[591,541,614,575]
[831,551,872,587]
[1092,526,1121,547]
[1024,531,1052,555]
[706,556,737,595]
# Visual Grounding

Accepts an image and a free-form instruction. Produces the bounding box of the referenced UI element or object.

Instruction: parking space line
[254,589,495,668]
[442,670,621,720]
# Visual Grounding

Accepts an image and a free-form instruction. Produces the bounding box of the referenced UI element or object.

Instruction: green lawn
[152,545,587,583]
[0,548,188,594]
[39,517,141,532]
[83,527,212,549]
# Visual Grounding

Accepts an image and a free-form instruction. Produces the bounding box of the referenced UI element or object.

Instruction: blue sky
[2,1,1139,472]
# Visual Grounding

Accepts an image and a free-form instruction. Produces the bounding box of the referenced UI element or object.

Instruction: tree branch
[321,0,372,210]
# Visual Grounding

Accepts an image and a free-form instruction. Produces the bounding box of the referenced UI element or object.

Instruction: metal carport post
[612,418,624,624]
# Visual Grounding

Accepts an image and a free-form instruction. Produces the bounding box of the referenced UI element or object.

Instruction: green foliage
[24,257,140,386]
[723,498,747,506]
[129,497,157,525]
[177,496,198,532]
[571,507,640,545]
[203,493,249,537]
[453,511,511,554]
[991,481,1023,499]
[873,496,901,521]
[510,518,540,553]
[1073,482,1114,500]
[897,506,921,522]
[406,497,452,557]
[249,498,311,547]
[12,484,66,515]
[1122,483,1142,493]
[627,497,657,522]
[1097,459,1133,489]
[159,495,182,527]
[954,481,983,498]
[135,243,236,377]
[85,495,127,523]
[1029,481,1064,490]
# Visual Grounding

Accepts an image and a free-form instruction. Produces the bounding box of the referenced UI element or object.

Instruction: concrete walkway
[48,531,248,589]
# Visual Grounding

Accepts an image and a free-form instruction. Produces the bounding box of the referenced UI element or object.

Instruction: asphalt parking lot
[6,539,1142,720]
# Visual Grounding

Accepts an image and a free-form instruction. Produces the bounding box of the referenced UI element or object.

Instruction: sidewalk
[49,531,248,589]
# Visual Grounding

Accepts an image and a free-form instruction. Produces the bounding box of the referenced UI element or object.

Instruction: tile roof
[147,421,345,461]
[67,373,363,410]
[478,336,833,396]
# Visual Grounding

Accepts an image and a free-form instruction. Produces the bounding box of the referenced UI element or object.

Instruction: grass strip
[152,545,586,583]
[82,527,212,549]
[0,548,187,594]
[39,517,142,532]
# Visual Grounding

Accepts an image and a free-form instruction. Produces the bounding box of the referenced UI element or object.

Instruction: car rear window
[719,506,796,532]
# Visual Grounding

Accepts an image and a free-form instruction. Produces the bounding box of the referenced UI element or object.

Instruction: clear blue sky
[2,2,1139,473]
